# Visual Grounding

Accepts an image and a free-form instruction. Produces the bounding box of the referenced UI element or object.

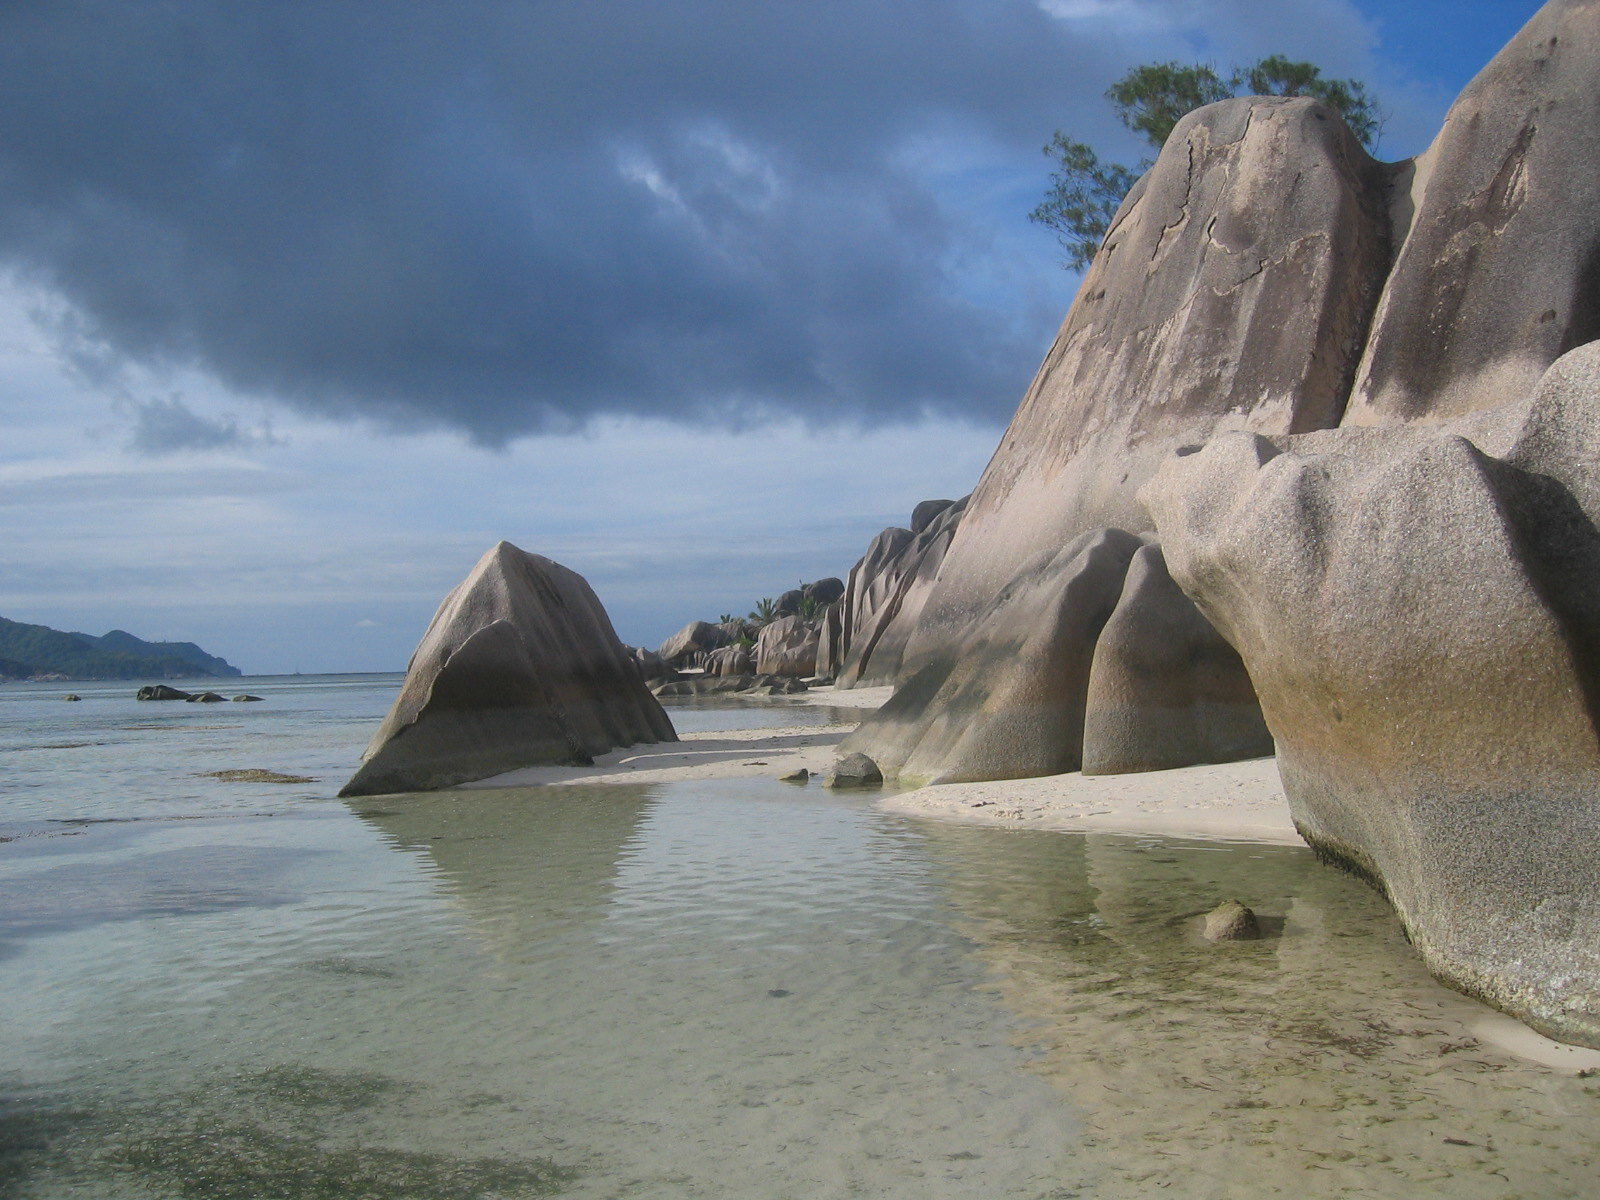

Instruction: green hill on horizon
[0,616,242,681]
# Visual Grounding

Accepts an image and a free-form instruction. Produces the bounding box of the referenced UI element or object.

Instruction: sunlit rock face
[844,94,1382,780]
[341,542,675,797]
[825,497,968,688]
[1143,342,1600,1048]
[841,528,1145,784]
[841,528,1271,784]
[899,95,1394,680]
[753,616,818,677]
[1080,542,1272,776]
[1343,0,1600,427]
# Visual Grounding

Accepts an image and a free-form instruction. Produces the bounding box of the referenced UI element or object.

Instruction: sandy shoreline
[472,683,1298,844]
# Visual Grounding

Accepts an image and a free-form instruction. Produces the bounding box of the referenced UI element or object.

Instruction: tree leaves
[1030,56,1384,271]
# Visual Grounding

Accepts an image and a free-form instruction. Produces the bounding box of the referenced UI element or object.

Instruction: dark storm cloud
[0,0,1146,441]
[125,396,276,456]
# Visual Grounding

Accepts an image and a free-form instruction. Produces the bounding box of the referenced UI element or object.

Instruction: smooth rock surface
[842,528,1143,785]
[902,96,1392,678]
[342,542,675,797]
[823,753,882,789]
[1081,542,1272,775]
[1344,0,1600,426]
[832,497,968,688]
[1142,342,1600,1047]
[802,577,846,606]
[1203,900,1261,942]
[754,616,819,677]
[704,646,754,677]
[657,620,728,665]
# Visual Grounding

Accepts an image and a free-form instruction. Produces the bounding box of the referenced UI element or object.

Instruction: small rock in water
[63,694,81,702]
[186,691,227,703]
[1203,899,1261,942]
[779,768,810,784]
[823,753,882,789]
[232,694,264,702]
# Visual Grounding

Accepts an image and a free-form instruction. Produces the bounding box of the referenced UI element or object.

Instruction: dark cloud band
[0,0,1141,441]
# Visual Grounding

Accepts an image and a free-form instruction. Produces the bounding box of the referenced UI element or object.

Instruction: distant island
[0,616,241,681]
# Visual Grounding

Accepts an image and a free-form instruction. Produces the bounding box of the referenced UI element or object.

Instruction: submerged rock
[137,685,192,701]
[232,694,265,702]
[341,542,675,797]
[1203,900,1261,942]
[779,768,810,784]
[823,753,882,789]
[187,692,226,703]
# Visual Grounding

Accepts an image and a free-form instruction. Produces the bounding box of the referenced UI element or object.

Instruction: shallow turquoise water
[2,676,1597,1197]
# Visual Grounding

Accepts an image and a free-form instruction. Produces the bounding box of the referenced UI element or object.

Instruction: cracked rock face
[754,615,819,677]
[840,95,1382,782]
[901,95,1393,680]
[341,542,676,796]
[1345,0,1600,426]
[824,497,968,688]
[1143,342,1600,1048]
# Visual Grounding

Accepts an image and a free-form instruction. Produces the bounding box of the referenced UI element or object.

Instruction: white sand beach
[473,683,1298,845]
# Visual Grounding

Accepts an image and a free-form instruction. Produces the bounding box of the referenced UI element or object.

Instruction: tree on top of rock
[1032,57,1383,270]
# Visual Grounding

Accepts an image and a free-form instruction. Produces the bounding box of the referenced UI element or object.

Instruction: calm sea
[2,674,1597,1198]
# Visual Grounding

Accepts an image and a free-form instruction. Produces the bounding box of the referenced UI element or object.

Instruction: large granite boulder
[629,645,672,681]
[830,497,968,687]
[1142,341,1600,1048]
[657,620,728,665]
[754,615,819,677]
[899,96,1392,679]
[1344,0,1600,426]
[704,645,754,677]
[802,577,846,606]
[909,499,955,534]
[1081,542,1272,775]
[820,525,911,679]
[841,528,1143,784]
[341,542,676,797]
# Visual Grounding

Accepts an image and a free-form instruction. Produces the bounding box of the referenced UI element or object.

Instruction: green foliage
[1231,54,1380,148]
[748,598,778,624]
[1106,61,1232,149]
[1029,136,1140,271]
[795,594,825,621]
[1031,56,1383,271]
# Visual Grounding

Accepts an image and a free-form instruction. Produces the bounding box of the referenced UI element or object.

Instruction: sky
[0,0,1547,674]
